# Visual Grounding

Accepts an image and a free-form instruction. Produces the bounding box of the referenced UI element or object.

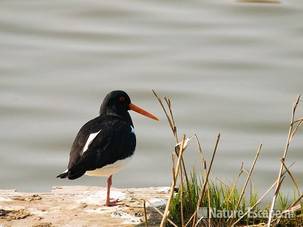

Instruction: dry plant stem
[165,97,178,139]
[280,159,301,197]
[146,201,178,227]
[242,166,255,199]
[271,188,303,224]
[180,159,190,192]
[180,167,185,227]
[226,165,244,213]
[165,97,190,189]
[272,194,303,224]
[172,154,177,184]
[267,95,301,227]
[207,185,211,227]
[195,134,209,199]
[291,117,303,125]
[228,162,244,193]
[194,134,207,176]
[194,134,205,158]
[287,193,303,210]
[194,179,211,227]
[194,216,205,227]
[152,90,190,189]
[152,90,174,133]
[226,163,245,210]
[227,144,262,223]
[195,134,211,227]
[186,133,221,227]
[232,176,285,227]
[238,144,261,209]
[160,136,187,227]
[290,120,303,140]
[234,162,244,189]
[143,200,148,227]
[132,198,177,227]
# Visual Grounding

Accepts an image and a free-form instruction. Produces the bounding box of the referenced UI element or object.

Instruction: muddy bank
[0,186,169,227]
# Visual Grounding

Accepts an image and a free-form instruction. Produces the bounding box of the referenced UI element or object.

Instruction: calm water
[0,0,302,192]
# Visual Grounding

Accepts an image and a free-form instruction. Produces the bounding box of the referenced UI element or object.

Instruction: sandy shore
[0,186,169,227]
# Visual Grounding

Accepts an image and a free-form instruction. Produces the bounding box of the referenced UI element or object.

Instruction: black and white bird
[57,90,159,206]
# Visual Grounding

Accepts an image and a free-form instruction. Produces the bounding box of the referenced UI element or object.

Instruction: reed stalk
[267,95,301,226]
[148,91,302,227]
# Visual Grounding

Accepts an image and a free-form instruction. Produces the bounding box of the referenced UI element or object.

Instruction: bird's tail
[56,171,68,178]
[56,168,86,180]
[57,154,90,180]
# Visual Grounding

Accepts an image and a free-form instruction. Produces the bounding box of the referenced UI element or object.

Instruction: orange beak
[129,103,159,121]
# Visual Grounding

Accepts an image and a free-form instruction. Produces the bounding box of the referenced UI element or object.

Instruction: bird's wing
[67,116,104,171]
[66,118,135,180]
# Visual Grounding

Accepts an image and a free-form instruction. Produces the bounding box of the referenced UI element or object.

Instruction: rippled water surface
[0,0,303,191]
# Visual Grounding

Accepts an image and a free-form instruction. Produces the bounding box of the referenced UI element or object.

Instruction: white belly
[85,156,132,177]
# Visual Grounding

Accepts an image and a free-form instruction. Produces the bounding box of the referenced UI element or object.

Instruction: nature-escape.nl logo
[198,207,295,219]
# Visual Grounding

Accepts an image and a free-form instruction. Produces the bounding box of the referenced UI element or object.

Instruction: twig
[172,154,177,184]
[186,133,221,227]
[291,117,303,126]
[267,95,301,226]
[152,90,175,135]
[153,90,190,193]
[227,144,262,222]
[225,163,244,211]
[287,193,303,210]
[180,167,185,227]
[194,134,205,158]
[145,200,178,227]
[207,182,211,227]
[272,194,303,224]
[280,159,301,197]
[232,176,285,226]
[165,97,178,139]
[160,136,187,227]
[290,120,303,140]
[143,200,148,227]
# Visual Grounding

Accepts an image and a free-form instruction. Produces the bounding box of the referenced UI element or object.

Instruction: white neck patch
[130,126,135,134]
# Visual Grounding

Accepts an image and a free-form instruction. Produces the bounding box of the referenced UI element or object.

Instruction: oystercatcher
[57,90,158,206]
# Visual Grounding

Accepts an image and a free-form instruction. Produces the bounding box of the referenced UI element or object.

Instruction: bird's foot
[105,198,119,207]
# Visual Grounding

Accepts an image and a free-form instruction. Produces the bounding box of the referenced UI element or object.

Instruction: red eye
[119,96,125,102]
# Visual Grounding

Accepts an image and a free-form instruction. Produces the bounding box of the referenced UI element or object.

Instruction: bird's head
[100,90,159,122]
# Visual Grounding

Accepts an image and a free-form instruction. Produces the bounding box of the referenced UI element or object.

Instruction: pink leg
[105,175,118,206]
[106,175,112,206]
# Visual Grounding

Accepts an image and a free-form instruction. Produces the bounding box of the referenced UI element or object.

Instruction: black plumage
[57,115,136,180]
[57,90,158,206]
